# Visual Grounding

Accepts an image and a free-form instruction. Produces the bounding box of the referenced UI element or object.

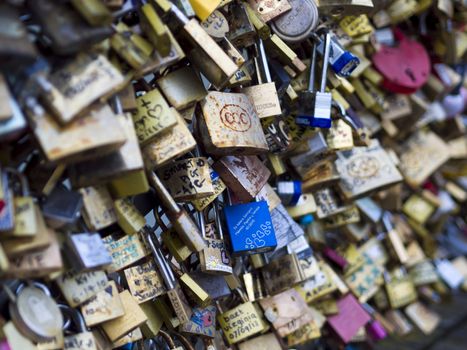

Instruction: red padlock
[372,28,431,94]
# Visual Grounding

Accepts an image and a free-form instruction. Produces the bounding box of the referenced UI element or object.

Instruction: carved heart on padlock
[372,29,430,94]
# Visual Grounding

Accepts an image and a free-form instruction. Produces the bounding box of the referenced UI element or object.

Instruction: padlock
[201,10,230,40]
[56,270,108,307]
[100,289,148,342]
[213,155,270,202]
[199,91,269,155]
[132,88,178,146]
[41,184,83,228]
[223,191,277,255]
[139,3,172,56]
[372,28,430,94]
[59,306,98,350]
[79,186,117,231]
[124,260,167,303]
[80,280,125,327]
[28,101,127,164]
[142,226,193,324]
[70,109,148,194]
[270,0,318,43]
[262,252,304,295]
[157,66,207,110]
[102,232,150,272]
[245,3,271,40]
[384,271,417,309]
[156,0,238,89]
[114,198,146,235]
[28,0,113,55]
[248,0,292,23]
[180,305,217,337]
[317,32,360,77]
[226,2,257,48]
[65,230,113,271]
[217,292,267,344]
[259,288,314,336]
[199,200,233,275]
[0,3,38,68]
[178,272,212,307]
[148,171,206,252]
[382,211,409,264]
[404,302,440,335]
[70,0,112,27]
[1,203,53,260]
[143,108,197,168]
[4,282,63,342]
[316,0,374,16]
[158,208,194,263]
[157,157,214,201]
[241,39,281,119]
[264,34,307,73]
[296,33,333,128]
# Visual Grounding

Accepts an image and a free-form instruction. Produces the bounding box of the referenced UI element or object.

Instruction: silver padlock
[296,33,333,129]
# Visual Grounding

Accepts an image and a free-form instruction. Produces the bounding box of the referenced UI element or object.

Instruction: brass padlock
[124,260,167,303]
[102,232,150,272]
[79,186,117,231]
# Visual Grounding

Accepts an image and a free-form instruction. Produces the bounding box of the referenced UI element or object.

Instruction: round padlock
[372,29,430,94]
[8,283,63,342]
[270,0,319,43]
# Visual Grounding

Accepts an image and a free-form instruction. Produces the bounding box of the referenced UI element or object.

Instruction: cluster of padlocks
[0,0,466,349]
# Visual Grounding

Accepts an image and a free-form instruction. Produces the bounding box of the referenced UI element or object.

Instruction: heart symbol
[254,237,266,247]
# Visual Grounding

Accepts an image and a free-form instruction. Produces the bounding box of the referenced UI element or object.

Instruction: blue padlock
[317,34,360,77]
[223,200,277,255]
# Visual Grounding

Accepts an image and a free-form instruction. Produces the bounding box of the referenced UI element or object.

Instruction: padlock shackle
[144,228,176,290]
[148,171,180,214]
[308,43,317,92]
[59,305,87,334]
[320,33,331,93]
[257,38,272,83]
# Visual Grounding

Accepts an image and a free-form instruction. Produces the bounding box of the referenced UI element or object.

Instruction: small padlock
[102,232,150,272]
[296,32,333,128]
[199,200,233,275]
[60,306,98,350]
[79,186,117,231]
[241,39,282,119]
[139,3,172,56]
[317,32,360,77]
[65,230,113,271]
[41,184,83,229]
[124,259,167,304]
[114,198,147,235]
[213,155,271,202]
[226,2,257,48]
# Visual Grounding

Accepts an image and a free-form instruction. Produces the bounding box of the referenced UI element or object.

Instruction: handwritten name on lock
[124,260,167,303]
[218,302,264,344]
[133,89,176,145]
[158,157,214,200]
[103,234,149,272]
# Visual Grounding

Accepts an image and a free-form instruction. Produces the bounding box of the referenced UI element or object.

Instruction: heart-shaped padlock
[372,28,430,94]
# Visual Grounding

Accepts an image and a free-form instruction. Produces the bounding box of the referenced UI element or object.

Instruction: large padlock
[223,191,277,255]
[199,91,269,155]
[4,282,63,342]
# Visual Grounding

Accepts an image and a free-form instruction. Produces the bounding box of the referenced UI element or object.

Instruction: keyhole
[405,67,416,82]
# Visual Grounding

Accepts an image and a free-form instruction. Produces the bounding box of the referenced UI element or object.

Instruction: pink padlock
[0,340,11,350]
[372,28,431,94]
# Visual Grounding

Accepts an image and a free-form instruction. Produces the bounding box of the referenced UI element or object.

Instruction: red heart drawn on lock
[372,28,431,94]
